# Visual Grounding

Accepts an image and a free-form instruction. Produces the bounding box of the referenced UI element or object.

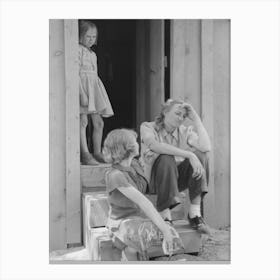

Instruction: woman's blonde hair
[155,99,185,131]
[103,129,138,164]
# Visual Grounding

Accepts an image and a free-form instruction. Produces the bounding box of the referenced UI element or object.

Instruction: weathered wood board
[64,19,81,245]
[49,19,67,251]
[81,164,111,188]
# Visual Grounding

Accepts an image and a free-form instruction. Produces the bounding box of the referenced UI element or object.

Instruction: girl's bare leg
[90,113,105,162]
[80,114,98,165]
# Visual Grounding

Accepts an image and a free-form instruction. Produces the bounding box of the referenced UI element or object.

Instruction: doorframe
[135,20,165,130]
[64,19,81,245]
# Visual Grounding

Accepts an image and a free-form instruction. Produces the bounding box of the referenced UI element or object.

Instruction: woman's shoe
[187,214,211,235]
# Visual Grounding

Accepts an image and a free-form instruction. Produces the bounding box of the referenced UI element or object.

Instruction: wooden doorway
[85,19,166,152]
[85,20,137,152]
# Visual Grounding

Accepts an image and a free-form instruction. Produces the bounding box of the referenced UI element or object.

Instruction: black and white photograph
[49,19,230,263]
[1,0,280,279]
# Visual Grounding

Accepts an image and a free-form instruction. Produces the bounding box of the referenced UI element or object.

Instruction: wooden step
[88,220,201,261]
[82,191,109,252]
[81,164,111,189]
[83,192,188,229]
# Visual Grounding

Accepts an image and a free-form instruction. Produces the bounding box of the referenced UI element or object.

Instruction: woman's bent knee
[156,154,176,166]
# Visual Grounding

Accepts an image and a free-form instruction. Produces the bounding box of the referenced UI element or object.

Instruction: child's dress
[79,44,114,117]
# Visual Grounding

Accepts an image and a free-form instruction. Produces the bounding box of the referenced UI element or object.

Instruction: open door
[135,20,165,130]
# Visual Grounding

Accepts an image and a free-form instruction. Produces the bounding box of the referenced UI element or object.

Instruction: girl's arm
[118,185,176,249]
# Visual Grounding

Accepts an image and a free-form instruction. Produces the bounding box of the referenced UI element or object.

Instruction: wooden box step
[82,191,108,252]
[81,164,111,189]
[83,192,188,229]
[88,220,201,261]
[83,192,109,229]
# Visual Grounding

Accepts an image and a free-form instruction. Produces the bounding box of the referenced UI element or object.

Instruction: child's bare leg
[80,114,98,165]
[122,247,138,261]
[80,114,89,154]
[90,113,105,162]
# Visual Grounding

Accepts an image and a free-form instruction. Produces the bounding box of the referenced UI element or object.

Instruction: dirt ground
[50,226,230,262]
[153,226,230,262]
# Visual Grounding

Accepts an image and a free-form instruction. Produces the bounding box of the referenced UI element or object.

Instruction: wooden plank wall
[49,20,67,251]
[64,20,81,245]
[213,20,231,227]
[170,19,230,228]
[170,20,201,113]
[50,19,81,251]
[201,20,216,227]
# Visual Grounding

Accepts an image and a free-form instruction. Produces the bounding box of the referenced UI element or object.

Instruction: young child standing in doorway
[79,20,114,165]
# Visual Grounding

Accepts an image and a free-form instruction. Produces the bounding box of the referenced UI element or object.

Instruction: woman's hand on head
[182,102,199,122]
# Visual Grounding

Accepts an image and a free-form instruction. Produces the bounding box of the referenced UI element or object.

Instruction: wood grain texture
[82,191,109,255]
[64,19,81,245]
[81,164,111,188]
[212,20,230,228]
[201,20,216,227]
[149,20,165,120]
[49,19,67,251]
[170,20,201,113]
[85,192,109,228]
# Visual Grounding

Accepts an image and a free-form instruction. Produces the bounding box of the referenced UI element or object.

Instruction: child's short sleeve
[106,170,132,193]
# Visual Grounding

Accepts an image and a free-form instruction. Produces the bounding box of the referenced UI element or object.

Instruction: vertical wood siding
[49,20,67,250]
[50,20,81,251]
[170,20,201,113]
[170,19,230,228]
[213,20,231,228]
[201,20,216,227]
[64,20,81,244]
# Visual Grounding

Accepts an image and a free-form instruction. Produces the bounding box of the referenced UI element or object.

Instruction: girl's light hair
[103,129,138,164]
[78,20,98,45]
[155,99,184,131]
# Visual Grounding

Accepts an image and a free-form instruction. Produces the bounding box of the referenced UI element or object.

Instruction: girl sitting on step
[103,129,183,261]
